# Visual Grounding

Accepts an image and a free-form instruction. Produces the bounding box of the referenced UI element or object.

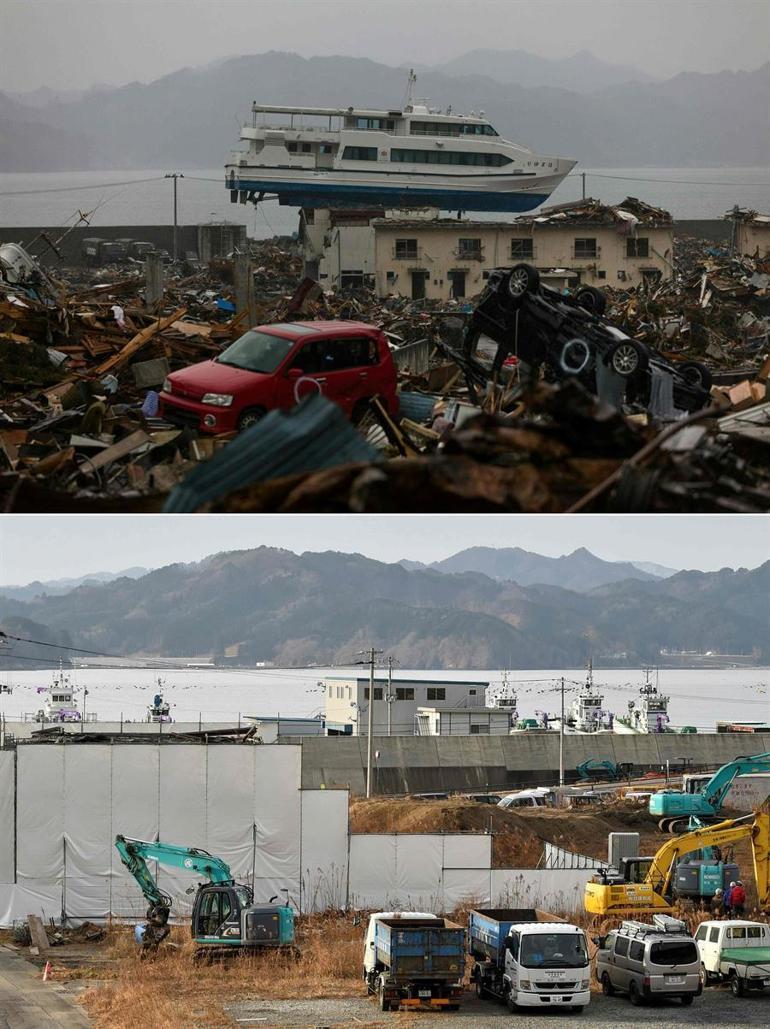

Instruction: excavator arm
[648,814,769,899]
[701,751,770,811]
[114,835,236,911]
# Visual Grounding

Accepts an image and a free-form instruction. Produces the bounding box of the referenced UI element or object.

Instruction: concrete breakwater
[286,732,770,794]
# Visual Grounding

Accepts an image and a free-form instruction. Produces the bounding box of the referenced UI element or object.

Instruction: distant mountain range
[0,567,148,603]
[0,547,766,669]
[1,49,767,172]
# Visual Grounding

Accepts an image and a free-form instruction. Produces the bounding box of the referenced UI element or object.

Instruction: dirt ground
[348,795,662,867]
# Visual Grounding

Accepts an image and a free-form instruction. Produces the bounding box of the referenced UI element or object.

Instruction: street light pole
[164,172,184,262]
[387,655,393,737]
[361,647,383,798]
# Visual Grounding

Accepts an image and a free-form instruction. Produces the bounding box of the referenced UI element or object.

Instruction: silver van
[594,915,702,1006]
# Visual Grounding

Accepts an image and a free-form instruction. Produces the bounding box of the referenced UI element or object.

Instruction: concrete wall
[286,732,770,794]
[737,222,770,258]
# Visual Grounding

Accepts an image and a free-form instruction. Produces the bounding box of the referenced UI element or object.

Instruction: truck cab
[696,920,770,994]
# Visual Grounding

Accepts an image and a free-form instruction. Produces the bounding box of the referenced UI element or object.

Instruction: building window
[286,142,298,153]
[354,117,395,131]
[342,146,378,161]
[510,238,534,259]
[457,238,482,259]
[409,121,498,138]
[427,687,446,701]
[469,689,477,695]
[364,687,384,700]
[328,684,333,696]
[391,148,511,167]
[336,686,343,699]
[470,723,489,734]
[394,238,418,260]
[396,687,415,701]
[574,238,597,259]
[626,237,650,258]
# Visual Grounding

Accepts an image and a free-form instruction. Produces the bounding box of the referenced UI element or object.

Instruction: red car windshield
[215,330,295,373]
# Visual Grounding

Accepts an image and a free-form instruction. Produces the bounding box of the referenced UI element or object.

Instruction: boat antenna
[404,68,417,111]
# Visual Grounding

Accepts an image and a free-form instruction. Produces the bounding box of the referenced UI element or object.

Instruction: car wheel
[575,286,607,317]
[608,340,649,377]
[678,360,713,390]
[237,406,267,431]
[629,980,643,1006]
[730,972,744,997]
[601,972,615,996]
[559,338,593,376]
[507,263,540,303]
[378,980,390,1011]
[681,995,694,1006]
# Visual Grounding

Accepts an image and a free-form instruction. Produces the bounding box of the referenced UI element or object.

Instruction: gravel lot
[227,987,770,1027]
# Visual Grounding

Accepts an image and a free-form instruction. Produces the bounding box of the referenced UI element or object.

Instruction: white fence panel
[491,868,594,913]
[443,835,491,870]
[443,868,491,909]
[16,747,64,880]
[300,790,349,912]
[0,752,14,884]
[349,835,397,907]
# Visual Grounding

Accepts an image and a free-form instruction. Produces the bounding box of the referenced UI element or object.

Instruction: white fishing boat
[34,663,94,724]
[558,661,615,734]
[226,73,576,214]
[614,668,672,734]
[487,670,519,724]
[146,677,173,723]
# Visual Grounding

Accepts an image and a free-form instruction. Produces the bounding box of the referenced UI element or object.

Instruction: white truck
[696,919,770,996]
[470,908,590,1012]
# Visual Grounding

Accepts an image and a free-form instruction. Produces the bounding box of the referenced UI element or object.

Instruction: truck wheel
[730,973,744,997]
[601,972,615,996]
[475,978,487,999]
[629,980,643,1006]
[681,995,694,1006]
[575,286,607,317]
[507,263,540,303]
[378,981,390,1011]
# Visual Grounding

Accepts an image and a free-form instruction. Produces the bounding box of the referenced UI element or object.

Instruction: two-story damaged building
[728,208,770,259]
[300,197,674,301]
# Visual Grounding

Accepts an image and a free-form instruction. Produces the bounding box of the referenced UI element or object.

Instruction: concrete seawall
[284,732,770,794]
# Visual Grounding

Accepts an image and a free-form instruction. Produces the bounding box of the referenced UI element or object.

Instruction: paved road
[0,946,90,1028]
[227,989,770,1027]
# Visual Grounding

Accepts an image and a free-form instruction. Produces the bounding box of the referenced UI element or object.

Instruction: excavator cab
[191,883,295,949]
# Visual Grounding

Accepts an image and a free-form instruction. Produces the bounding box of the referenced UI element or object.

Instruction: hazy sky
[2,0,767,93]
[0,515,767,584]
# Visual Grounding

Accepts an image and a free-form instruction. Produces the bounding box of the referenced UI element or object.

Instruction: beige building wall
[737,222,770,258]
[373,222,674,301]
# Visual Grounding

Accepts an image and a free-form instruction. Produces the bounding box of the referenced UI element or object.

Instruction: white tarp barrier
[16,747,64,880]
[109,745,160,918]
[0,881,61,928]
[491,868,594,913]
[207,748,256,879]
[443,868,491,909]
[252,747,301,892]
[443,835,491,870]
[300,790,349,911]
[63,746,112,919]
[392,835,443,909]
[349,834,397,907]
[0,751,14,884]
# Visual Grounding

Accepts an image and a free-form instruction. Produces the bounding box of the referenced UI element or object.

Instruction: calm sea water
[1,167,768,234]
[1,666,768,731]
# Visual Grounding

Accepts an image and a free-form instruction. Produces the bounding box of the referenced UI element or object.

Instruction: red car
[159,320,398,433]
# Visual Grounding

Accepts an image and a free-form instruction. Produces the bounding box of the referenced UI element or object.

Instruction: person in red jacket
[730,880,747,916]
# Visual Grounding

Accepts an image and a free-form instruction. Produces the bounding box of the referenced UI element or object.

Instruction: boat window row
[345,117,396,131]
[390,149,512,166]
[410,121,498,137]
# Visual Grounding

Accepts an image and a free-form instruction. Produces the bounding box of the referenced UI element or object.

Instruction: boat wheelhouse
[561,661,615,734]
[34,663,93,724]
[226,85,576,214]
[615,668,672,734]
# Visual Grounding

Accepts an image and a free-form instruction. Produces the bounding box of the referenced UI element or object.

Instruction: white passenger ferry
[226,77,576,214]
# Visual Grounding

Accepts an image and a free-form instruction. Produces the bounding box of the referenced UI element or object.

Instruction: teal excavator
[114,835,295,956]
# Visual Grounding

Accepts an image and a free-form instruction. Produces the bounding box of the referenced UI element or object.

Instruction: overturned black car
[461,263,713,414]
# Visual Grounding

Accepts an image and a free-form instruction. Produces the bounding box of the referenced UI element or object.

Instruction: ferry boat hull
[227,172,554,213]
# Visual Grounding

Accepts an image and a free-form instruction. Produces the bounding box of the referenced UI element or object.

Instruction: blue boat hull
[229,178,550,213]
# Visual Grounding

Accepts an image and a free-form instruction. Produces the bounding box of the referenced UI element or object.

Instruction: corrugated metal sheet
[164,396,379,513]
[391,338,435,375]
[398,391,440,422]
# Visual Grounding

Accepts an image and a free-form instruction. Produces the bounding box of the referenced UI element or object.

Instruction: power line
[566,172,770,187]
[0,175,166,197]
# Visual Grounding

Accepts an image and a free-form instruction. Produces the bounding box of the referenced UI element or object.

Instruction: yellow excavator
[585,813,770,916]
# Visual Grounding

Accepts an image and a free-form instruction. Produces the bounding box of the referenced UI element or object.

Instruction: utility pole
[387,655,394,737]
[559,676,565,788]
[581,172,586,200]
[360,647,383,798]
[164,172,184,262]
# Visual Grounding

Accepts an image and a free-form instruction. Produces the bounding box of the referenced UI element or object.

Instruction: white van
[498,788,554,810]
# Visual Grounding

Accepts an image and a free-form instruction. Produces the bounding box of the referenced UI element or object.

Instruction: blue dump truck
[363,911,466,1012]
[469,908,591,1012]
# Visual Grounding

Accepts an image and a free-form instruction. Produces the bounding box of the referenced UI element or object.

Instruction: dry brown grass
[78,912,364,1029]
